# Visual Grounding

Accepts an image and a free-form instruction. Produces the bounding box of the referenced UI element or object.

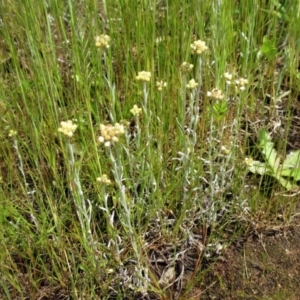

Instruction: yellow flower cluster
[224,72,248,91]
[244,157,254,166]
[8,130,17,137]
[156,81,167,91]
[136,71,151,82]
[207,88,224,100]
[95,34,111,49]
[97,174,112,185]
[130,105,142,117]
[58,120,77,137]
[190,40,208,55]
[98,123,125,147]
[234,77,248,91]
[221,145,231,155]
[186,79,198,89]
[224,72,233,84]
[180,62,194,74]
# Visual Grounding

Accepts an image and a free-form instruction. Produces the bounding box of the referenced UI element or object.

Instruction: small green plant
[245,129,300,190]
[259,36,278,60]
[212,99,228,121]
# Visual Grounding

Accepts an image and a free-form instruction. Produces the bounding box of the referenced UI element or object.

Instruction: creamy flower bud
[190,40,208,55]
[98,122,125,146]
[207,89,224,100]
[130,105,142,116]
[186,79,198,89]
[8,130,17,137]
[58,120,77,137]
[224,72,233,81]
[136,71,151,82]
[95,34,111,49]
[180,62,194,73]
[97,174,112,185]
[156,81,167,91]
[244,157,254,166]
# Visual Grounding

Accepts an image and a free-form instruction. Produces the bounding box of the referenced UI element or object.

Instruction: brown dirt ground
[200,225,300,300]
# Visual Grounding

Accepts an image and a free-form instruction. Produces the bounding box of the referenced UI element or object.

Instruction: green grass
[0,0,299,298]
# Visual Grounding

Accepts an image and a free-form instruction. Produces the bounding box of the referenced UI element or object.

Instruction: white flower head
[114,123,125,135]
[136,71,151,82]
[98,123,125,146]
[98,136,105,143]
[180,62,194,74]
[244,157,254,166]
[207,88,224,100]
[186,79,198,89]
[239,77,248,86]
[97,174,112,185]
[95,34,111,49]
[190,40,208,55]
[8,130,17,137]
[235,77,248,91]
[224,72,233,81]
[224,72,233,84]
[58,120,77,137]
[221,145,231,155]
[156,81,167,91]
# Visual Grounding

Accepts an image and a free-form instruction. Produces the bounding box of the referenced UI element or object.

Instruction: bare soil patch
[200,225,300,299]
